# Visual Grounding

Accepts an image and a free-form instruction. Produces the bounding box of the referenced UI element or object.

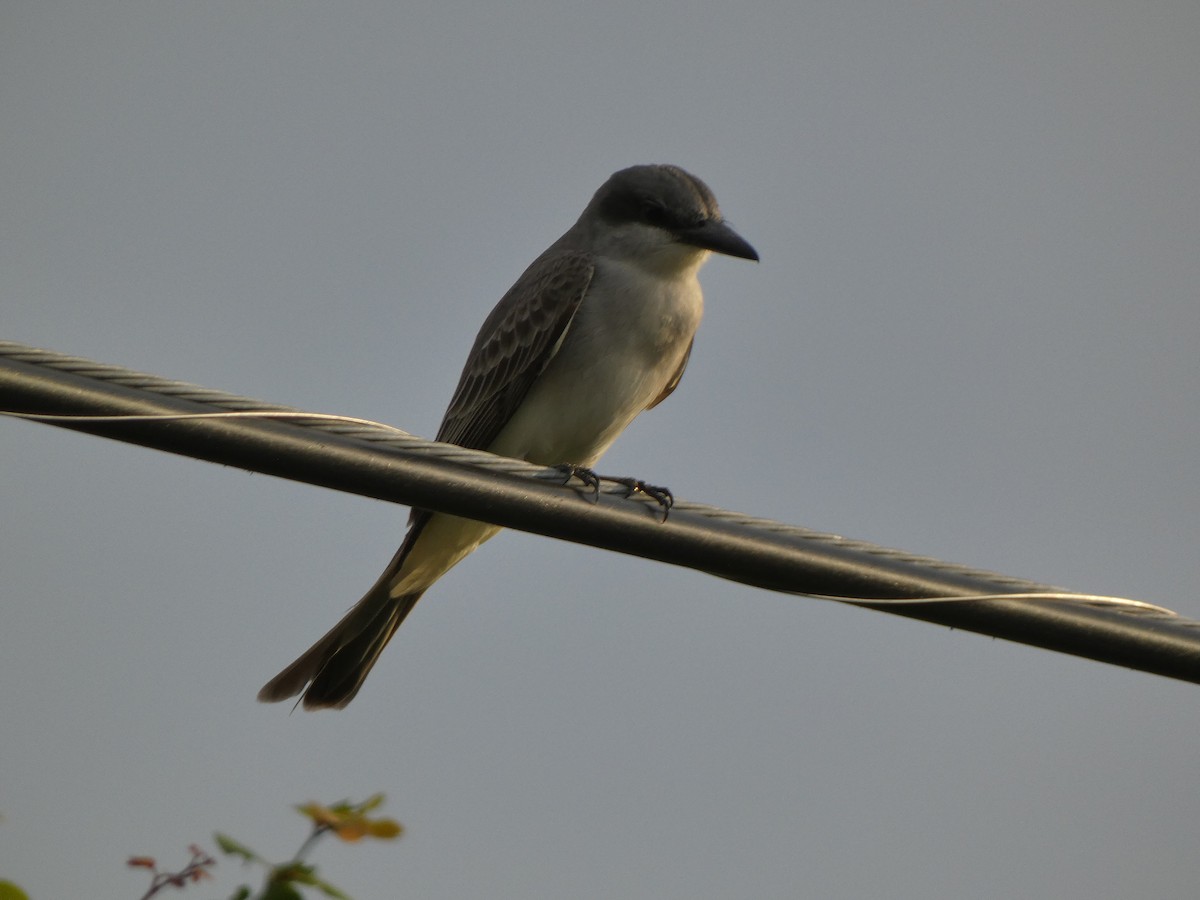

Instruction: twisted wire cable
[3,340,1198,684]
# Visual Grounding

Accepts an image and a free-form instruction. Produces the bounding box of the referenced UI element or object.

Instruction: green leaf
[260,883,305,900]
[226,887,253,900]
[358,793,385,813]
[309,875,353,900]
[0,881,31,900]
[277,863,319,885]
[213,832,262,863]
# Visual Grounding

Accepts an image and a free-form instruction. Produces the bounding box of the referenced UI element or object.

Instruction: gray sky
[2,2,1199,898]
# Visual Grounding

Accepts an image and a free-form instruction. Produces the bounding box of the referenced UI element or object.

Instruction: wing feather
[646,337,693,410]
[436,251,594,451]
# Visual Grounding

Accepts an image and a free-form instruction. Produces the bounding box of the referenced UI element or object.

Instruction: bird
[258,164,758,709]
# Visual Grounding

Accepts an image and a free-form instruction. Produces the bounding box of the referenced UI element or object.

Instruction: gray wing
[645,337,693,410]
[436,250,595,451]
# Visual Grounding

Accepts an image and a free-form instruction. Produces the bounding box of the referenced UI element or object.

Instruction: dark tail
[257,588,424,709]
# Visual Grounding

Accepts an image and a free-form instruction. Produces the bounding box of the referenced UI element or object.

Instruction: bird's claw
[555,463,602,498]
[610,477,674,521]
[554,466,674,521]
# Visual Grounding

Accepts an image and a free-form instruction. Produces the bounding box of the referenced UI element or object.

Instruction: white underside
[391,248,708,597]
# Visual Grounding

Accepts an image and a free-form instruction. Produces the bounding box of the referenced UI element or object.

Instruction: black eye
[641,199,672,227]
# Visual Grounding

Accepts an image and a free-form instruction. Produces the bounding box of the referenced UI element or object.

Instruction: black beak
[675,219,759,261]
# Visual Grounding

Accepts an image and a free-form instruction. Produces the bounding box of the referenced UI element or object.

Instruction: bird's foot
[553,465,673,521]
[555,463,602,498]
[607,476,674,522]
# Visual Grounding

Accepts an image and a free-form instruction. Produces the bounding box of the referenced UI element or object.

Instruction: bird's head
[581,164,758,274]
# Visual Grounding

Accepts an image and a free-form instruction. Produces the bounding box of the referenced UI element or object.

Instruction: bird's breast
[488,263,703,467]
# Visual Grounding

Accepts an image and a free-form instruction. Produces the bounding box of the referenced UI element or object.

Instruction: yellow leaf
[298,803,342,828]
[333,815,368,842]
[367,818,404,840]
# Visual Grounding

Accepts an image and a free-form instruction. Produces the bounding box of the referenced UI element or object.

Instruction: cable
[3,340,1198,684]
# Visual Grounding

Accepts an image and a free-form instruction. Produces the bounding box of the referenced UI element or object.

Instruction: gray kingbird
[259,164,758,709]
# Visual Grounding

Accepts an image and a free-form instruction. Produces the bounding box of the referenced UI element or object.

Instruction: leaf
[213,832,262,863]
[366,818,404,840]
[260,883,305,900]
[358,793,386,813]
[332,815,369,842]
[0,882,31,900]
[309,875,353,900]
[272,862,317,885]
[297,803,340,828]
